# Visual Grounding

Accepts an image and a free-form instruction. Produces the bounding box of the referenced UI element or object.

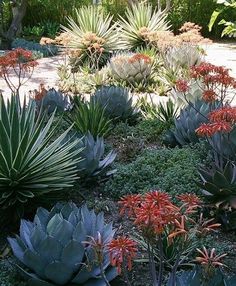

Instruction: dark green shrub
[104,144,205,198]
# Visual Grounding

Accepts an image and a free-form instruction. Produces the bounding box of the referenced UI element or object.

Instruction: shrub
[11,38,58,57]
[0,95,80,220]
[8,202,117,286]
[104,145,205,198]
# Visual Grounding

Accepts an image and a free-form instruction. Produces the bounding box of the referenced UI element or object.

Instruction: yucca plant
[119,2,170,50]
[92,85,136,121]
[8,202,117,286]
[67,98,112,138]
[62,5,120,71]
[0,95,80,219]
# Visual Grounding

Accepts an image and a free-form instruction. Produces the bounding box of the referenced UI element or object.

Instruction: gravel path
[0,42,236,99]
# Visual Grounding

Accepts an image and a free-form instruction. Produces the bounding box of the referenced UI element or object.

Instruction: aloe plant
[8,202,117,286]
[0,95,80,219]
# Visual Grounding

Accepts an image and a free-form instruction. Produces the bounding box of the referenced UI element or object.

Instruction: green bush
[104,144,205,198]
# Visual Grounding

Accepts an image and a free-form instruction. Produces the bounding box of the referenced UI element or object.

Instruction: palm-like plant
[0,95,80,219]
[119,2,170,50]
[62,5,120,70]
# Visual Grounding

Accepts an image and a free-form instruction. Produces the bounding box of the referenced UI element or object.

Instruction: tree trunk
[5,0,27,41]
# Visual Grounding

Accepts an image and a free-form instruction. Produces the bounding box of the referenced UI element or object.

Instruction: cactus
[8,202,117,286]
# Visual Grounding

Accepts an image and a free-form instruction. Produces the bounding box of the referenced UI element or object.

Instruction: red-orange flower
[211,122,232,133]
[145,190,171,207]
[195,247,227,267]
[118,194,142,216]
[108,237,137,274]
[175,79,189,93]
[128,53,151,64]
[196,123,215,137]
[209,107,236,124]
[168,216,188,241]
[178,194,201,213]
[202,90,216,103]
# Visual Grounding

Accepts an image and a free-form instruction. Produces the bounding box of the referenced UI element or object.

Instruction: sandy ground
[0,42,236,100]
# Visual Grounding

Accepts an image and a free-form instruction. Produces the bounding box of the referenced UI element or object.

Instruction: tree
[5,0,27,41]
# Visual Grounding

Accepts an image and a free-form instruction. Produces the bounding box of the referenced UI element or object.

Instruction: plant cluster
[174,62,236,229]
[117,191,225,285]
[11,38,59,58]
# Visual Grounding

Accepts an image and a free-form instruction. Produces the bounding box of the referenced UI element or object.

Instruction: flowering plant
[0,48,38,95]
[118,191,220,286]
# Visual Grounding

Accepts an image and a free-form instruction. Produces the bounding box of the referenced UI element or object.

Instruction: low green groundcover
[105,144,206,198]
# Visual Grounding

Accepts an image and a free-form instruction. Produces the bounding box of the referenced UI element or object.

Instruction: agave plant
[8,202,117,286]
[109,52,153,88]
[62,5,120,70]
[163,45,203,71]
[92,85,136,121]
[197,161,236,230]
[198,162,236,210]
[33,88,70,115]
[0,95,80,219]
[65,132,116,179]
[67,97,112,138]
[163,100,220,147]
[119,2,170,50]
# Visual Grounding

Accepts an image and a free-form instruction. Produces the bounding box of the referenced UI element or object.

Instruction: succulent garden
[0,0,236,286]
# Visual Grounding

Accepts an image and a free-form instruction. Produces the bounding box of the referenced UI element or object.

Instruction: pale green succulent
[163,45,204,71]
[109,53,153,88]
[8,202,117,286]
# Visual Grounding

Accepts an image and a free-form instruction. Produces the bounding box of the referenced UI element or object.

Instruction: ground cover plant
[0,2,236,286]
